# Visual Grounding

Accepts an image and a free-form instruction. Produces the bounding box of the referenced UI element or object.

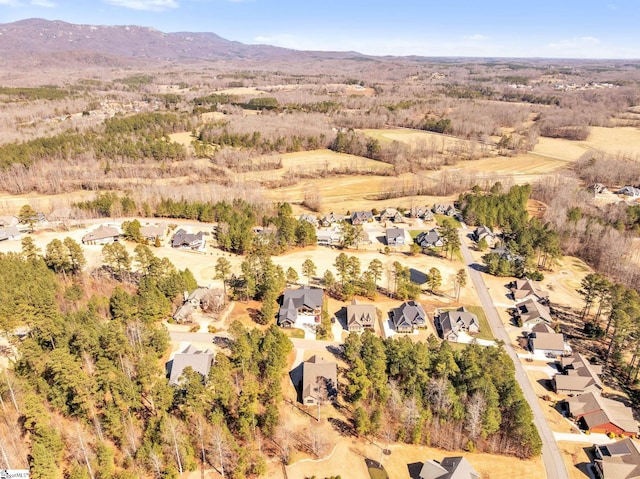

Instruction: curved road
[459,230,569,479]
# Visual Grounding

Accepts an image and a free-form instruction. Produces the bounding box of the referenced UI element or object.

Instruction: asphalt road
[458,230,569,479]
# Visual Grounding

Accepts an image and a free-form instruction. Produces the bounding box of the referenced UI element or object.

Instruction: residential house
[386,227,406,246]
[618,186,640,198]
[391,301,427,333]
[566,392,638,437]
[590,183,608,195]
[298,214,319,227]
[301,355,337,406]
[510,278,550,303]
[346,300,377,332]
[432,204,456,217]
[82,225,120,245]
[167,344,215,386]
[593,438,640,479]
[409,206,434,221]
[173,287,225,322]
[316,227,342,246]
[140,223,167,242]
[0,216,19,228]
[0,226,21,242]
[171,228,205,250]
[515,298,552,328]
[320,212,344,227]
[472,225,496,245]
[437,307,480,343]
[419,456,480,479]
[379,207,404,223]
[553,353,604,395]
[415,229,443,249]
[528,332,567,356]
[278,286,324,327]
[350,210,374,225]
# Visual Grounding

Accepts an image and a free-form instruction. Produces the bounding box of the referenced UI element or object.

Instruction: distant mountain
[0,18,367,67]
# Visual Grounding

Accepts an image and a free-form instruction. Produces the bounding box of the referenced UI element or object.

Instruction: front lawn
[434,214,461,228]
[466,305,494,341]
[281,328,305,339]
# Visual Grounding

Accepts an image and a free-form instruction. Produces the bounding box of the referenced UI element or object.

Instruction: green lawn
[409,229,426,239]
[367,466,389,479]
[281,328,305,339]
[466,305,495,341]
[434,214,461,228]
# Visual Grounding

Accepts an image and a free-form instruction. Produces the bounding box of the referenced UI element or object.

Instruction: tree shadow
[247,307,262,323]
[468,263,485,272]
[409,268,427,285]
[326,344,343,360]
[328,417,356,437]
[407,462,423,479]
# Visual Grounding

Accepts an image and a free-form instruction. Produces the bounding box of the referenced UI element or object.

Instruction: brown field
[360,128,484,152]
[532,137,589,161]
[581,126,640,157]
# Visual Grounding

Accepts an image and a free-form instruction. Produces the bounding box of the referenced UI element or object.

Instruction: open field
[360,128,487,153]
[581,126,640,158]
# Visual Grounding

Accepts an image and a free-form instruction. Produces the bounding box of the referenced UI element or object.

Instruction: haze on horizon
[0,0,639,59]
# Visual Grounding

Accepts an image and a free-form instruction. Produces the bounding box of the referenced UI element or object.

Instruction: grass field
[465,305,494,341]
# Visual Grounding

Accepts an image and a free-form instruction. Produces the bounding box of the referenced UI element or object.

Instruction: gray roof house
[0,226,21,242]
[515,298,552,328]
[346,300,377,332]
[278,286,324,327]
[386,227,406,246]
[553,353,604,395]
[173,287,225,322]
[419,456,480,479]
[593,438,640,479]
[298,214,319,227]
[437,307,480,343]
[167,344,215,386]
[350,210,374,225]
[316,227,342,246]
[618,186,640,198]
[409,206,434,220]
[432,204,456,217]
[415,229,443,248]
[391,301,427,333]
[472,225,496,244]
[82,225,120,245]
[171,228,205,250]
[301,355,337,406]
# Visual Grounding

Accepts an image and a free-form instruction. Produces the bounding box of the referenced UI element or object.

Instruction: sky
[0,0,639,59]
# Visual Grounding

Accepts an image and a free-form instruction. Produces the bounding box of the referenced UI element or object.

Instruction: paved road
[458,230,569,479]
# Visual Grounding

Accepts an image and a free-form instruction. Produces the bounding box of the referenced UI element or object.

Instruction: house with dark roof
[618,186,640,198]
[510,278,550,303]
[391,301,427,333]
[346,300,377,332]
[515,298,552,328]
[415,229,443,249]
[379,208,404,223]
[593,438,640,479]
[82,225,120,245]
[171,228,205,250]
[419,456,479,479]
[386,227,406,246]
[553,353,604,395]
[436,307,480,343]
[350,210,374,225]
[409,206,434,221]
[566,392,638,437]
[167,344,215,386]
[301,355,337,406]
[278,286,324,327]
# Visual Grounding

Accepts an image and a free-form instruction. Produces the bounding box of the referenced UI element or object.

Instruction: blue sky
[0,0,639,58]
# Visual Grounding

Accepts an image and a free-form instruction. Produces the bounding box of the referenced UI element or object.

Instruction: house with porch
[415,229,443,249]
[167,344,215,386]
[515,298,552,328]
[592,438,640,479]
[510,278,550,303]
[171,229,205,250]
[350,210,374,225]
[391,301,427,333]
[386,227,406,246]
[553,352,604,395]
[82,225,120,245]
[301,355,337,406]
[278,286,324,327]
[419,456,479,479]
[346,300,377,332]
[436,307,480,343]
